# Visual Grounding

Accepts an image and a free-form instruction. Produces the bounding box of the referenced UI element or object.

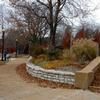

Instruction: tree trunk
[51,32,56,48]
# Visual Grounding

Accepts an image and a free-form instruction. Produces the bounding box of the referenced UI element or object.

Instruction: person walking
[4,50,8,61]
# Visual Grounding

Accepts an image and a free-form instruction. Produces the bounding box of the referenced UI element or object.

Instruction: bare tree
[31,0,67,49]
[9,0,96,50]
[32,0,95,49]
[9,0,49,45]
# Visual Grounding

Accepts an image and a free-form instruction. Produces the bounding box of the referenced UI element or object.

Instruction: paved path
[0,58,100,100]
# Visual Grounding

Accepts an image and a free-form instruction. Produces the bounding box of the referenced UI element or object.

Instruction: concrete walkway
[0,58,100,100]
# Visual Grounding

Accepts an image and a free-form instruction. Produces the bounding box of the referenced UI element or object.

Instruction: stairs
[92,66,100,87]
[89,66,100,92]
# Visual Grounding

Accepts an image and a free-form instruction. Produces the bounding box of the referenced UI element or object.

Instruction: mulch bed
[16,63,75,89]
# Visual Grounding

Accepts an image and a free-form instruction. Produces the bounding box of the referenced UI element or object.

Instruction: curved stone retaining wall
[26,57,75,84]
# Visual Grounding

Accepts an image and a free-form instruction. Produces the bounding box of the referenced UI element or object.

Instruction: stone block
[75,71,94,89]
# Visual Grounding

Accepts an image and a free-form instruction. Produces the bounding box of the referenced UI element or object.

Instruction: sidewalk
[0,58,100,100]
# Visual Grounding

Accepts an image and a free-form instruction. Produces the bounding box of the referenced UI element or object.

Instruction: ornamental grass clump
[42,60,66,69]
[71,38,97,64]
[62,49,75,62]
[32,54,48,65]
[47,48,62,60]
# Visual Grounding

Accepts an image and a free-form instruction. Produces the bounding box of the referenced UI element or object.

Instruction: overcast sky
[0,0,100,33]
[0,0,100,23]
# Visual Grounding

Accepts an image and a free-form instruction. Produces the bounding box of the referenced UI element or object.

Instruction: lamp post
[0,1,5,61]
[15,39,18,57]
[1,29,5,61]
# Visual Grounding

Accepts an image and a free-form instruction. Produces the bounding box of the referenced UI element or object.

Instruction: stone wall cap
[78,57,100,73]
